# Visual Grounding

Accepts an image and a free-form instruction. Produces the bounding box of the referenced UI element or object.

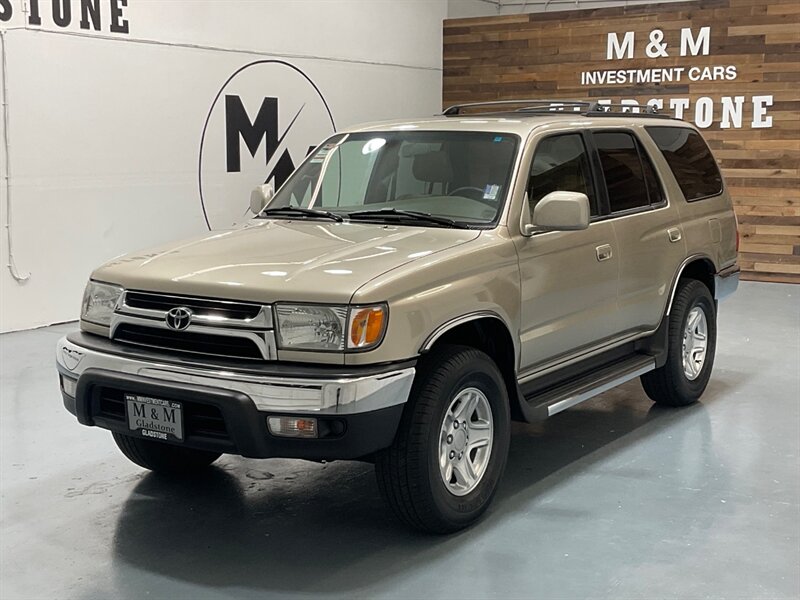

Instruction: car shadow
[107,376,739,595]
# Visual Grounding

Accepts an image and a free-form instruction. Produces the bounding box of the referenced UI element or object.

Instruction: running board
[524,354,656,418]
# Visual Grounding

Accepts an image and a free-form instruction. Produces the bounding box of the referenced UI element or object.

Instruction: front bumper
[56,333,415,460]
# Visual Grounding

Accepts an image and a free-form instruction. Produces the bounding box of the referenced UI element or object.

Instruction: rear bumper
[56,334,415,460]
[715,264,740,301]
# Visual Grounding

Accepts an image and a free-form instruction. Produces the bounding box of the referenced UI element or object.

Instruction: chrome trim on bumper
[56,336,415,415]
[715,265,740,301]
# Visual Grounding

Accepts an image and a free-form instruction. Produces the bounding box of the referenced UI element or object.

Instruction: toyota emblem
[165,307,193,331]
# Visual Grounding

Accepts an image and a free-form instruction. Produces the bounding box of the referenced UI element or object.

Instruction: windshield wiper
[258,206,343,222]
[346,208,459,228]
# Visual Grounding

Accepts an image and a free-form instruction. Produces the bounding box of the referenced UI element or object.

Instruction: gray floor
[1,281,798,600]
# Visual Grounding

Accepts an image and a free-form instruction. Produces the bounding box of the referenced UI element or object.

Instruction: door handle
[596,244,613,262]
[668,227,682,243]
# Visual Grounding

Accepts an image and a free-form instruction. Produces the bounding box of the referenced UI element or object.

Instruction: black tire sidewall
[423,351,510,527]
[669,281,717,399]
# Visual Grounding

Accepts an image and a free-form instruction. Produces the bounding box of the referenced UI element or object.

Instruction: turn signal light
[349,305,387,349]
[60,375,77,397]
[267,416,318,438]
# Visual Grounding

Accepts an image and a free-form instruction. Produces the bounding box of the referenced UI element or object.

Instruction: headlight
[275,304,387,352]
[81,281,123,326]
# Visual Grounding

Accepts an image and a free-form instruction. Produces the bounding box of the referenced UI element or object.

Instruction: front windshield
[266,131,520,227]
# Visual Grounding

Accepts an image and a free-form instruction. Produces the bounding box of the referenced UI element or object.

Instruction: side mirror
[250,183,275,215]
[529,191,590,233]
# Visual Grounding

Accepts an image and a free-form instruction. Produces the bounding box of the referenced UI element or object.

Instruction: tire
[641,278,717,407]
[112,432,221,474]
[375,345,511,533]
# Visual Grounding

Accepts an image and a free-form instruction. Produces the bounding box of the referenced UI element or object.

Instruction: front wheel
[375,345,511,533]
[112,432,221,474]
[641,279,717,407]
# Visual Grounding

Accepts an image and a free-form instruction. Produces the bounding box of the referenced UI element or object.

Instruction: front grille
[95,388,229,441]
[115,324,263,360]
[125,291,262,321]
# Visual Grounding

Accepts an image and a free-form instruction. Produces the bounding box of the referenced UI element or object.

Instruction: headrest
[412,150,453,183]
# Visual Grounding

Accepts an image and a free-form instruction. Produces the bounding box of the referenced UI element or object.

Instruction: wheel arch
[420,312,525,421]
[636,254,718,370]
[666,254,717,316]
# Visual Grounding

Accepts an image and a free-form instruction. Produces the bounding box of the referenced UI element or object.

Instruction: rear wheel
[641,279,717,407]
[375,345,510,533]
[112,432,221,474]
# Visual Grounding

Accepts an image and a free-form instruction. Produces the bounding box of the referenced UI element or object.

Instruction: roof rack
[588,102,672,118]
[442,99,591,116]
[441,99,676,119]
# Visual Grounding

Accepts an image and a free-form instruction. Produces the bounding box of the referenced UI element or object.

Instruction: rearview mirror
[250,183,275,215]
[529,191,590,233]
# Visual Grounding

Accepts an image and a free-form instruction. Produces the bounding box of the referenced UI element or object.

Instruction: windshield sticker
[310,143,337,164]
[483,184,500,201]
[493,136,504,143]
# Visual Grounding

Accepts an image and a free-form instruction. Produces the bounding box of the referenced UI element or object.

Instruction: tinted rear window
[593,131,650,213]
[646,127,723,201]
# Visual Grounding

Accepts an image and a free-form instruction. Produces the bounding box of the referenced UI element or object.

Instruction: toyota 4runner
[56,100,740,533]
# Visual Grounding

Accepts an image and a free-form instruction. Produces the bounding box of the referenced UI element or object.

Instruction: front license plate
[125,394,184,442]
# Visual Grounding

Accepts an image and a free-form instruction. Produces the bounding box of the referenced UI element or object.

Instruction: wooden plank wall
[443,0,800,283]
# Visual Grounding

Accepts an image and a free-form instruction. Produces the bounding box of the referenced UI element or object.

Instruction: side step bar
[524,354,656,418]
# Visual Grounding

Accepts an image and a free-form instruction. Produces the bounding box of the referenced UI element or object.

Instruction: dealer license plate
[125,394,184,442]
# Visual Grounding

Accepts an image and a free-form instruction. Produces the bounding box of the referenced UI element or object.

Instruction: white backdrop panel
[0,2,445,331]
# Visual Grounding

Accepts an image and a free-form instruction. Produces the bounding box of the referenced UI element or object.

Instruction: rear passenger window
[641,149,664,205]
[646,127,723,201]
[528,134,596,215]
[593,131,656,213]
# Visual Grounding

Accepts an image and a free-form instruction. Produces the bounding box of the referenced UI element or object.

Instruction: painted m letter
[680,27,710,57]
[607,31,635,60]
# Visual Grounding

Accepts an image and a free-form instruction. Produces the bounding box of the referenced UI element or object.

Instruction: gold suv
[56,100,740,533]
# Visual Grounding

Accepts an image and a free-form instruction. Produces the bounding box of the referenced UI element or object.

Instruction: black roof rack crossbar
[441,99,678,120]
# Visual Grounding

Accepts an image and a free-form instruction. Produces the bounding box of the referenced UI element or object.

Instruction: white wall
[0,0,447,332]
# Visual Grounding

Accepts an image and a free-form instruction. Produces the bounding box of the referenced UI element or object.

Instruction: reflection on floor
[1,281,798,599]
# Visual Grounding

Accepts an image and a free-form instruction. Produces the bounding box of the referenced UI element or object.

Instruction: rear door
[590,128,686,333]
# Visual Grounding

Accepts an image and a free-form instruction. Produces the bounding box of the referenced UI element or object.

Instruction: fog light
[267,416,318,438]
[60,375,77,397]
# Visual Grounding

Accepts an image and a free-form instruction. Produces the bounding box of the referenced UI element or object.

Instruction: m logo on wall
[198,60,336,230]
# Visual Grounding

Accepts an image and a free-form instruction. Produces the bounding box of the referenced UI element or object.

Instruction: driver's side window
[528,133,596,215]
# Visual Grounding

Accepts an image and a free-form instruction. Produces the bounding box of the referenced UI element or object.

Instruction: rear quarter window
[646,127,723,201]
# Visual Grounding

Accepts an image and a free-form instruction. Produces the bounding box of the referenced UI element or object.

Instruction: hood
[93,219,480,304]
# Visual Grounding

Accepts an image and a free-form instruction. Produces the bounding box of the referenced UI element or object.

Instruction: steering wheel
[447,186,486,200]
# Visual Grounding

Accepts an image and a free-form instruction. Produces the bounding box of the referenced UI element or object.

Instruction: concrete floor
[1,281,798,599]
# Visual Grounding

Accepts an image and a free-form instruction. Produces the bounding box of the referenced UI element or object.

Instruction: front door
[515,131,621,373]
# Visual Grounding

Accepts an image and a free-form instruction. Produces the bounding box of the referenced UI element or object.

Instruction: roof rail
[442,99,678,120]
[442,99,591,116]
